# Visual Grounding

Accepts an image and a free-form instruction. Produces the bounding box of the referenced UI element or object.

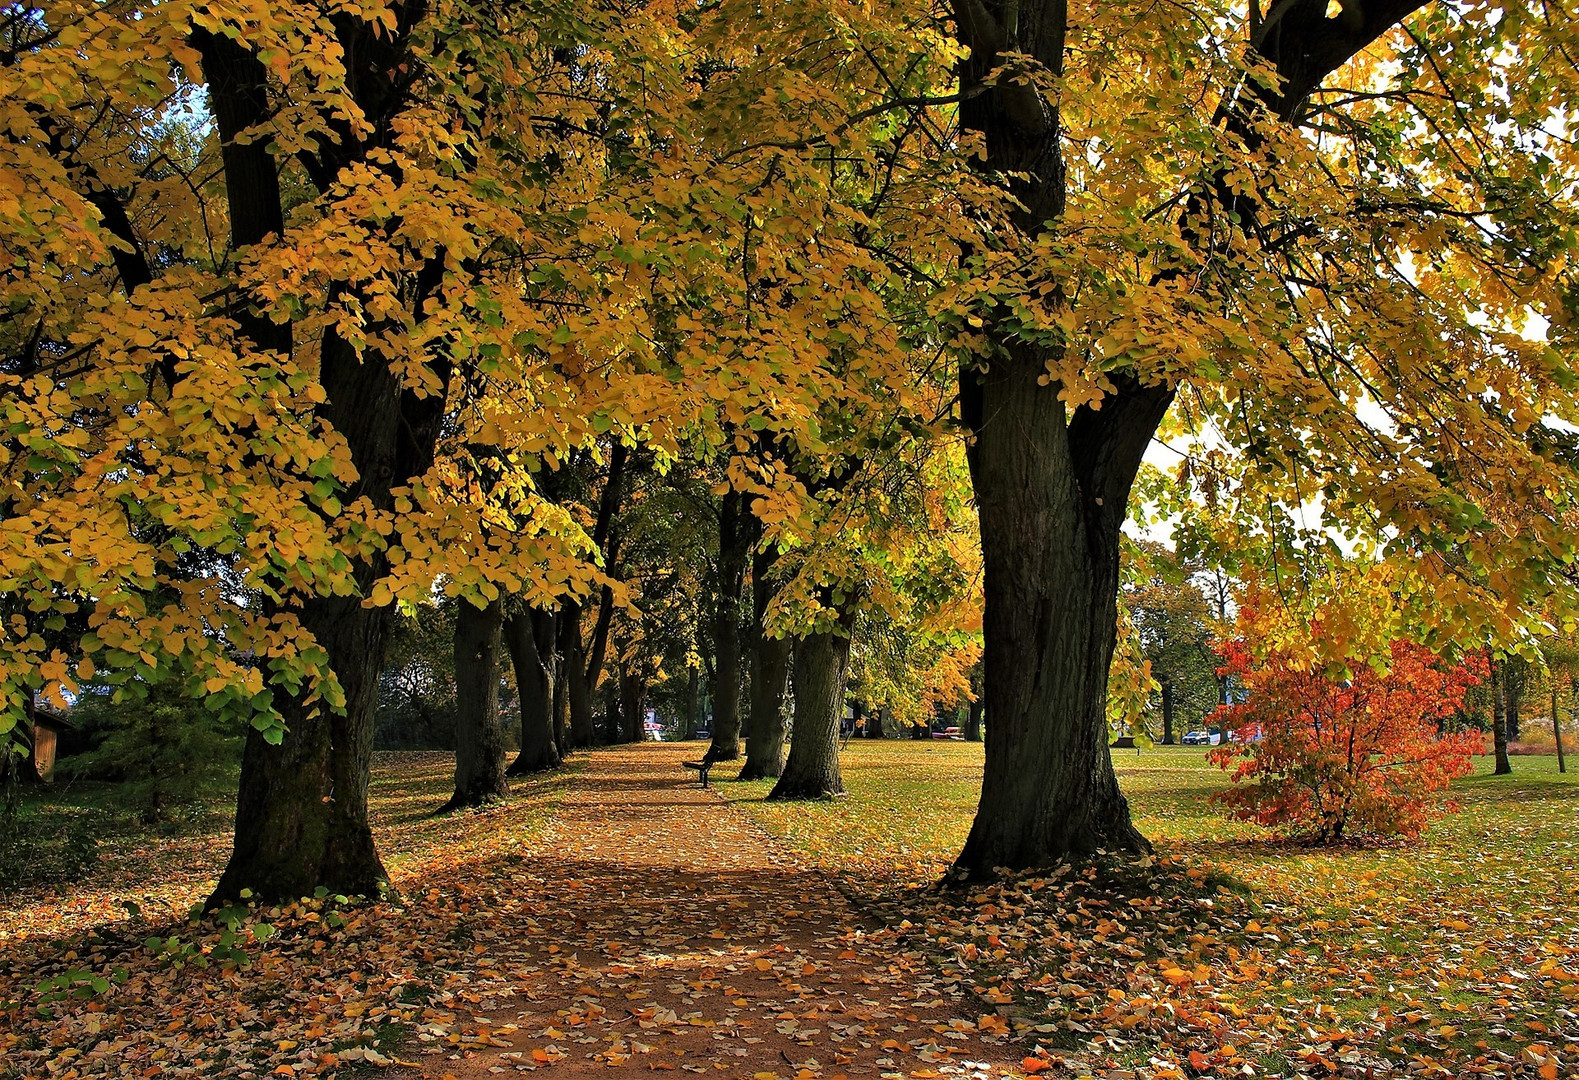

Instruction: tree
[1209,639,1485,842]
[946,1,1579,876]
[1124,543,1221,744]
[64,685,240,825]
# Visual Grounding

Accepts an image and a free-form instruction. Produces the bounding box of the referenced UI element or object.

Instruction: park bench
[682,758,715,788]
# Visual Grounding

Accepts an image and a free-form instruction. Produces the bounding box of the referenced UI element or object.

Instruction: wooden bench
[682,759,714,788]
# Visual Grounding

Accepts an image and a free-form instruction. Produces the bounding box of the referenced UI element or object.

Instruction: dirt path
[427,744,1026,1080]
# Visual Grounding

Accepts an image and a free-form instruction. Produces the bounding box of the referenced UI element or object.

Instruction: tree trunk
[505,609,560,775]
[954,345,1162,876]
[740,545,790,779]
[561,602,596,748]
[768,614,855,800]
[740,633,790,778]
[1559,678,1570,775]
[620,665,645,742]
[552,658,570,757]
[444,598,510,811]
[865,705,885,739]
[1504,660,1525,741]
[1491,661,1513,775]
[708,490,749,761]
[201,5,452,908]
[683,666,700,741]
[1161,679,1176,745]
[965,695,983,742]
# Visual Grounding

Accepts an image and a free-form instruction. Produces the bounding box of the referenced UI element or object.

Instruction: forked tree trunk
[769,611,855,800]
[1491,661,1513,775]
[506,609,560,775]
[708,491,749,761]
[201,2,449,908]
[955,347,1162,875]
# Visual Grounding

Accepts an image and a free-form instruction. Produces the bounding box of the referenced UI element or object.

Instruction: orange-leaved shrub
[1208,640,1486,842]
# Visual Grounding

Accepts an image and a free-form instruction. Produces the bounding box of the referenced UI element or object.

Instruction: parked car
[1181,729,1220,746]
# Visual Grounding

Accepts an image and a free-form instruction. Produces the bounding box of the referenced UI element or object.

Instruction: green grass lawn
[723,742,1578,1077]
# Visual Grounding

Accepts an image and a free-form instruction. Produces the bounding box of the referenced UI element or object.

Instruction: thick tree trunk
[768,614,854,800]
[444,598,510,810]
[505,609,560,775]
[954,348,1161,876]
[1161,680,1176,745]
[740,545,789,779]
[216,596,393,902]
[965,696,983,742]
[1491,661,1513,775]
[708,491,749,761]
[945,0,1429,878]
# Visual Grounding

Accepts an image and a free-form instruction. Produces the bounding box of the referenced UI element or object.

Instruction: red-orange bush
[1208,641,1486,842]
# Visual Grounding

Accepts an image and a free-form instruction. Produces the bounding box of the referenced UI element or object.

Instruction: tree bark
[444,598,510,810]
[965,695,983,742]
[740,544,789,779]
[768,611,855,800]
[505,609,560,774]
[561,604,597,748]
[1491,661,1513,775]
[708,490,749,761]
[1161,679,1176,745]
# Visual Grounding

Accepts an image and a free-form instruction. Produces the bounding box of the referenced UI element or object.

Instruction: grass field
[725,742,1578,1078]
